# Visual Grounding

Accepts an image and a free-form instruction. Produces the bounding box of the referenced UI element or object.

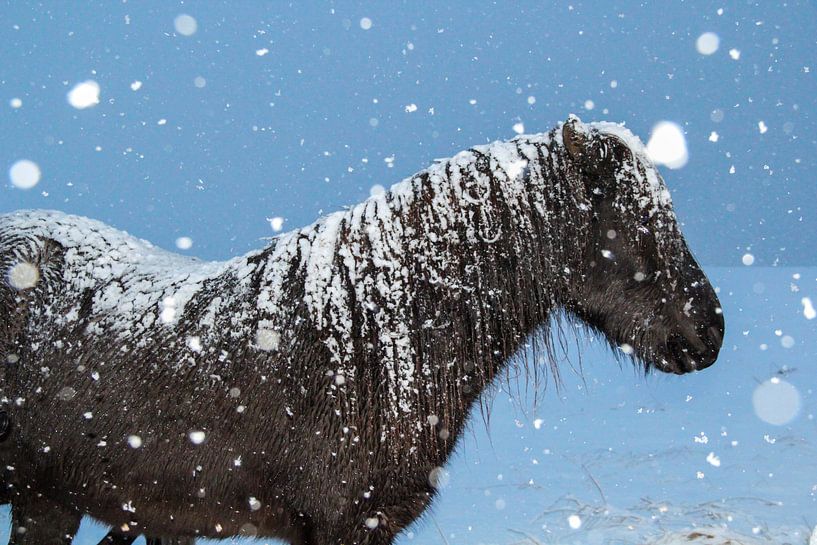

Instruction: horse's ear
[563,116,620,193]
[562,115,591,162]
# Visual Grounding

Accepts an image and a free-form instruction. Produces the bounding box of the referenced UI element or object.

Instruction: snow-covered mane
[3,127,577,419]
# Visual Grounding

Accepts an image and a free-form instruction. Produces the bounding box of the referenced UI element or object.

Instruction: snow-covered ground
[1,266,814,544]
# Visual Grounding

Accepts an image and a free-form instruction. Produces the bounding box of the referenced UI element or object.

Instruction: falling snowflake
[67,80,100,109]
[9,159,42,189]
[174,14,197,36]
[696,32,720,55]
[646,121,688,169]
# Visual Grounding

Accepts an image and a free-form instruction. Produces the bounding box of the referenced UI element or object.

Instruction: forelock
[585,122,673,215]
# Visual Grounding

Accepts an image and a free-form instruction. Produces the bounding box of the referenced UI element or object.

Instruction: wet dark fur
[0,118,723,544]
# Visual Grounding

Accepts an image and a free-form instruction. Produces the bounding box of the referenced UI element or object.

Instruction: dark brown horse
[0,116,723,544]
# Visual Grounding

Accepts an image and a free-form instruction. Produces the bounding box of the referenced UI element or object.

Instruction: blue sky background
[1,1,815,265]
[1,2,816,544]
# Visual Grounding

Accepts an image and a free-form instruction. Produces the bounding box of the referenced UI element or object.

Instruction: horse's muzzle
[669,310,725,374]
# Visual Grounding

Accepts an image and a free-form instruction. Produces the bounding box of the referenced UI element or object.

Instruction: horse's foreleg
[8,494,81,545]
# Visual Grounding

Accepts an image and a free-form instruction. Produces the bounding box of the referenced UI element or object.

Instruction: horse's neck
[323,135,578,434]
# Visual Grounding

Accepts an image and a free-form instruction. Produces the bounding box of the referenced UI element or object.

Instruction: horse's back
[0,210,230,342]
[0,209,204,285]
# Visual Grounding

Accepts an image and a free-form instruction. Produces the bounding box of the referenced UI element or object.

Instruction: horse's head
[559,115,724,374]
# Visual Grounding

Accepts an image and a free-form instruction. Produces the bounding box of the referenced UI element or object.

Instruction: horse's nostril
[692,324,724,371]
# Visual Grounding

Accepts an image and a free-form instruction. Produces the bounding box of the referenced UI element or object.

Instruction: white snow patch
[187,336,202,352]
[189,430,206,444]
[160,297,178,324]
[255,327,280,351]
[505,159,528,180]
[651,527,773,545]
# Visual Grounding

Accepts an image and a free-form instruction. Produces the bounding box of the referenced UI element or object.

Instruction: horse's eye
[640,212,651,226]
